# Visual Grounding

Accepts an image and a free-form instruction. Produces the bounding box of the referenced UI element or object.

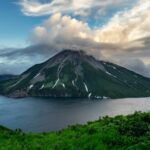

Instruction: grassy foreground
[0,112,150,150]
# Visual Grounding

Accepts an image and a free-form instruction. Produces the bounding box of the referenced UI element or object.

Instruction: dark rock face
[8,90,28,98]
[1,50,150,99]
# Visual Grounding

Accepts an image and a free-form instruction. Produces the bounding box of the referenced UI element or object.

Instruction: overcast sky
[0,0,150,77]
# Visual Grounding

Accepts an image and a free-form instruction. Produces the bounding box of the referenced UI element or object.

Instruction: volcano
[1,50,150,99]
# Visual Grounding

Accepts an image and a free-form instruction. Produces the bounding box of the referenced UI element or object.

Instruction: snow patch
[72,80,75,86]
[52,78,59,89]
[106,71,112,76]
[61,83,65,88]
[83,82,89,92]
[103,96,109,99]
[40,84,44,89]
[106,71,117,78]
[29,84,34,89]
[88,93,92,99]
[34,73,40,79]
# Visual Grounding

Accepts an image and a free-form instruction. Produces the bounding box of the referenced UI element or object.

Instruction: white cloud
[32,0,150,51]
[1,0,150,77]
[30,0,150,77]
[19,0,134,16]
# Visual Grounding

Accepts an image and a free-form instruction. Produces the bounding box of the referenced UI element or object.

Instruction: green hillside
[0,112,150,150]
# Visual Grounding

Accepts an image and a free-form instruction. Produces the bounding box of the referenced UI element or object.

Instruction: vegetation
[0,111,150,150]
[1,50,150,98]
[0,50,150,99]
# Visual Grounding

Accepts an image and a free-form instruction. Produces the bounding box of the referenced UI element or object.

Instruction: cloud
[1,0,150,77]
[19,0,135,17]
[120,58,150,78]
[19,0,150,55]
[30,0,150,77]
[0,44,60,74]
[32,0,150,52]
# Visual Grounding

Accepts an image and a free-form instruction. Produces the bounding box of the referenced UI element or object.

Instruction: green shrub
[0,112,149,150]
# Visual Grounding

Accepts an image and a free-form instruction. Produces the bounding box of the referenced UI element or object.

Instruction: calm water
[0,96,150,132]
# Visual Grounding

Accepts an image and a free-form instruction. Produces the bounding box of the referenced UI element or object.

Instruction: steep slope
[1,50,150,99]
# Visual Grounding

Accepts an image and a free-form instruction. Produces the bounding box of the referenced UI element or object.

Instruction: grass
[0,111,150,150]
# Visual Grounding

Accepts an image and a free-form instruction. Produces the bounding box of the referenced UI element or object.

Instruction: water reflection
[0,96,150,132]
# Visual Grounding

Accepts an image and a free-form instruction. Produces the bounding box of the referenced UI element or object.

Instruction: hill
[0,112,149,150]
[1,50,150,98]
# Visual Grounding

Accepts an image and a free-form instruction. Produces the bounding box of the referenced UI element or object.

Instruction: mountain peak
[1,50,150,99]
[59,49,86,55]
[49,49,88,61]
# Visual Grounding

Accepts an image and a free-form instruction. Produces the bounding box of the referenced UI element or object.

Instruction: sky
[0,0,48,48]
[0,0,150,77]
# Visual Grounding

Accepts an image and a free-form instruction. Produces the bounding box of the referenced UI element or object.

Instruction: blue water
[0,96,150,132]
